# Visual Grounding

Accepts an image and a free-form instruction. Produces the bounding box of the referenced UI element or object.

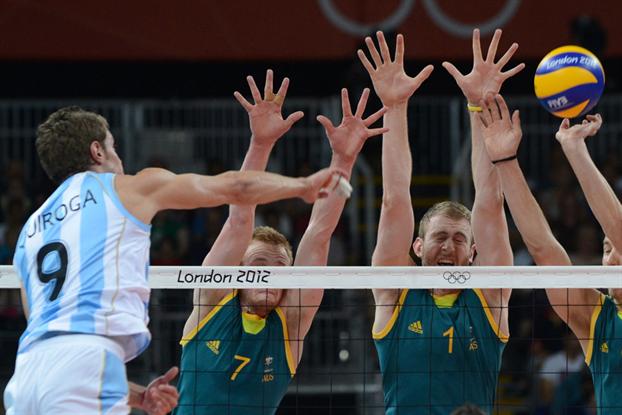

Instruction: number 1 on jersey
[231,355,251,381]
[443,326,454,354]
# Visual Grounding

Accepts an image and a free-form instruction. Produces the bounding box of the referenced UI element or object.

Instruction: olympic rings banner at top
[0,0,619,60]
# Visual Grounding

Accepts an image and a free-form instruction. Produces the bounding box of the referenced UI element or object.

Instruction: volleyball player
[174,71,387,414]
[358,29,523,413]
[2,104,344,414]
[481,95,621,414]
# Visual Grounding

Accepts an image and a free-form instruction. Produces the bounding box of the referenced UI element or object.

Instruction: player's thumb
[286,111,305,127]
[512,110,522,135]
[316,115,334,134]
[161,366,179,383]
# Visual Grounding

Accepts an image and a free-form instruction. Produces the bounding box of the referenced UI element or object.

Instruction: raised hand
[555,114,603,148]
[316,88,388,165]
[358,31,434,107]
[443,29,525,104]
[234,69,304,146]
[480,94,522,162]
[141,367,179,415]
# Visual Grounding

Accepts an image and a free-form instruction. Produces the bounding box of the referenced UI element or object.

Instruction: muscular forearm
[373,104,414,265]
[381,105,412,200]
[295,157,353,265]
[471,113,503,204]
[214,170,310,205]
[470,112,511,265]
[563,141,622,250]
[496,159,570,265]
[227,141,273,227]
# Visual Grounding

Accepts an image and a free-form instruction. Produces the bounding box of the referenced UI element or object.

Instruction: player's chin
[256,289,282,307]
[609,288,622,300]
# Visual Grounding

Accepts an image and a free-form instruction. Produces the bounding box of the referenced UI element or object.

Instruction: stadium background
[1,1,622,413]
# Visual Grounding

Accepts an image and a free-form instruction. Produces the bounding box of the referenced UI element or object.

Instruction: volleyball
[534,45,605,118]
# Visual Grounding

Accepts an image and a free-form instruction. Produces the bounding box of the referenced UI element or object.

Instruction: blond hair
[418,201,472,240]
[252,226,293,264]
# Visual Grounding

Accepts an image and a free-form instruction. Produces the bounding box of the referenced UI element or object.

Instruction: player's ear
[413,238,424,259]
[469,243,477,265]
[89,140,104,164]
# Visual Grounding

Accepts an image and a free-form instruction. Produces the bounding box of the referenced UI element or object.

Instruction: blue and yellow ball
[534,45,605,118]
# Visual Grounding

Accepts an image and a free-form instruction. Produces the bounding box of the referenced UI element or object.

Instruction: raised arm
[358,31,434,268]
[444,28,524,266]
[481,94,600,344]
[204,70,303,267]
[283,88,387,345]
[481,94,570,266]
[556,114,622,250]
[188,70,304,327]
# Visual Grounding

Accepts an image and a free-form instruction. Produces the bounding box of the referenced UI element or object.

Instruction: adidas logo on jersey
[601,342,609,353]
[206,340,221,355]
[408,321,423,334]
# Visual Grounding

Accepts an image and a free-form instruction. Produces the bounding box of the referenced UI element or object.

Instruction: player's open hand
[141,366,179,415]
[358,31,434,107]
[443,29,525,104]
[555,114,603,149]
[316,88,388,166]
[234,69,304,146]
[480,94,522,162]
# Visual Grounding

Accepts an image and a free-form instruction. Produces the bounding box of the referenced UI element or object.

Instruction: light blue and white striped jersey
[13,171,152,361]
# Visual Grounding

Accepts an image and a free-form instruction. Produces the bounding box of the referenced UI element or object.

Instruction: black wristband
[491,154,517,164]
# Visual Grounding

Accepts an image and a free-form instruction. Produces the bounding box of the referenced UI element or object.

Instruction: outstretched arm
[481,94,569,266]
[117,166,342,225]
[557,114,622,250]
[204,70,303,267]
[481,94,599,345]
[283,88,387,350]
[187,70,304,330]
[358,32,434,268]
[443,28,524,266]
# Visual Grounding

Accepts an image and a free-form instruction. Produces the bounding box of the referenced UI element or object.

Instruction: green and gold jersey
[374,289,507,415]
[175,290,296,415]
[587,294,622,415]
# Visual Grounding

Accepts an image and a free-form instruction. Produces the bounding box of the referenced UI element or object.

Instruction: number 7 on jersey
[230,355,251,381]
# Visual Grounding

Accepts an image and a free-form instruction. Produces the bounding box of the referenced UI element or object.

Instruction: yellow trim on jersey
[585,293,606,366]
[180,290,238,346]
[372,289,409,340]
[473,289,509,343]
[274,307,296,377]
[241,312,267,334]
[432,292,460,308]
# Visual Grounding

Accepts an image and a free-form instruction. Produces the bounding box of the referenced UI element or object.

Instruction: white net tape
[1,265,621,289]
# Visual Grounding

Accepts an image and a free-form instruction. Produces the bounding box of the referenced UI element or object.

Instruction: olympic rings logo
[442,271,471,284]
[318,0,521,38]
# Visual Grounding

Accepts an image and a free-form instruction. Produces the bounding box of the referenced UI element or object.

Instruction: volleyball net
[1,265,622,414]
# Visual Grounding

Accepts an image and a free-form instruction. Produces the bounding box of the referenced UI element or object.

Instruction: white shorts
[3,334,129,415]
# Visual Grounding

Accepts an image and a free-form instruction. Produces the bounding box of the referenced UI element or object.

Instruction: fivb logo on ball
[534,45,605,118]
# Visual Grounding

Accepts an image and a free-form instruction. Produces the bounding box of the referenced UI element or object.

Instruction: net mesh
[1,265,621,414]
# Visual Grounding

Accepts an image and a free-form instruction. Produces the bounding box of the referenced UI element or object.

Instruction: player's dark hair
[36,106,109,183]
